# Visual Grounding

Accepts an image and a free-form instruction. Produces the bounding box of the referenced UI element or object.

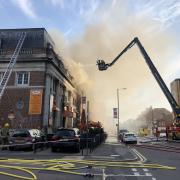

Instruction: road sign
[113,108,118,118]
[82,96,86,104]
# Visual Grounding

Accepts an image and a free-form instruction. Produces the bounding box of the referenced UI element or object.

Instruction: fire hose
[0,158,176,180]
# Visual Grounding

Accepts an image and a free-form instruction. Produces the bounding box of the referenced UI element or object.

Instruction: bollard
[33,143,36,154]
[90,138,93,153]
[81,147,83,156]
[41,142,44,151]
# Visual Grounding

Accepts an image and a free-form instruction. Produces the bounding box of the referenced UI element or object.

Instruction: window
[55,129,75,137]
[16,72,29,85]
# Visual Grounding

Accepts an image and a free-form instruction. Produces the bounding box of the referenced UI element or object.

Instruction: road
[0,136,179,180]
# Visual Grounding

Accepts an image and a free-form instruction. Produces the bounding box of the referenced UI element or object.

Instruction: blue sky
[0,0,180,39]
[0,0,104,39]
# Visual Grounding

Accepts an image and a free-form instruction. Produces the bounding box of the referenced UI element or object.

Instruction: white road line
[133,172,140,176]
[145,173,152,176]
[131,168,137,172]
[131,148,147,162]
[110,154,119,157]
[102,168,106,180]
[152,178,157,180]
[143,168,149,172]
[98,173,153,177]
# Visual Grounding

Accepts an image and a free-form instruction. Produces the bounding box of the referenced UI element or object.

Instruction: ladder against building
[0,32,26,100]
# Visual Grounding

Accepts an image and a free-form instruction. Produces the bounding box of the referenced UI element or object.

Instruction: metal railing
[0,133,107,155]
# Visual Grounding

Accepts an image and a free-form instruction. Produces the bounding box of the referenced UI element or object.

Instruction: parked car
[159,132,166,138]
[122,132,137,144]
[51,128,80,153]
[118,129,128,141]
[9,129,43,150]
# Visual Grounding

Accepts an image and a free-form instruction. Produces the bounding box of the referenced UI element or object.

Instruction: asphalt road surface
[0,136,179,180]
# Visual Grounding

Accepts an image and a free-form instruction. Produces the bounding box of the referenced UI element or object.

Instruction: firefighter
[1,123,10,150]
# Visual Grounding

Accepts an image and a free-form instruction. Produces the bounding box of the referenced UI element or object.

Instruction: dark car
[9,129,43,150]
[51,128,80,153]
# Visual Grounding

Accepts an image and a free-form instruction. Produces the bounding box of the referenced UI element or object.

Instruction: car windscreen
[12,131,30,137]
[56,130,75,137]
[124,134,135,137]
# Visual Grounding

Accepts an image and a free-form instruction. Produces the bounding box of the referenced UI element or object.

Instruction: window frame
[16,72,30,86]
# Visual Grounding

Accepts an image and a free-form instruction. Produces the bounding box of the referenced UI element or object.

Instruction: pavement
[0,136,179,180]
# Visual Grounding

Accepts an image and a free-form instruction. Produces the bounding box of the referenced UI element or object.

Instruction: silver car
[123,132,137,144]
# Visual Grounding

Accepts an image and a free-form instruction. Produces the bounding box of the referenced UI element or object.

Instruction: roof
[171,79,180,82]
[0,27,45,31]
[0,27,54,48]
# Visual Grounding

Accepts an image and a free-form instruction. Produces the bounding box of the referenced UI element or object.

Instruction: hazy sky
[1,0,180,132]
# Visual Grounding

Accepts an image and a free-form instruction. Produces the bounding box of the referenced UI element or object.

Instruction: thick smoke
[122,107,173,134]
[49,29,92,93]
[49,2,177,134]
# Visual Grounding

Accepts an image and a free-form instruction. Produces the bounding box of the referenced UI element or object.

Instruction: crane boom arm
[97,37,180,119]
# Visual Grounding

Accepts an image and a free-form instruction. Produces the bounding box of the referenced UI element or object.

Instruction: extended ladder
[0,32,26,100]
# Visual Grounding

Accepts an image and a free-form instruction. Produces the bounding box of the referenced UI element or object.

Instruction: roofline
[0,27,55,47]
[0,28,46,31]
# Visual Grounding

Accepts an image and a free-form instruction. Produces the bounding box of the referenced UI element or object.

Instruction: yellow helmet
[4,123,9,127]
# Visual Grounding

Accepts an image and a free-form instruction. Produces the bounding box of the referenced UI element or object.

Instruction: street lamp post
[117,89,120,139]
[117,88,126,139]
[151,106,154,136]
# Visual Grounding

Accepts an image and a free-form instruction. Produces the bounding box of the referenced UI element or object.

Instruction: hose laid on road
[0,158,176,179]
[0,164,37,180]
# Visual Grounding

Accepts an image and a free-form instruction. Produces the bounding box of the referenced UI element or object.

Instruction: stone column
[43,73,51,127]
[54,83,61,128]
[59,84,64,127]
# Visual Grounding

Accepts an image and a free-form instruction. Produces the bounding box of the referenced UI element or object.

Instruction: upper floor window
[16,72,29,86]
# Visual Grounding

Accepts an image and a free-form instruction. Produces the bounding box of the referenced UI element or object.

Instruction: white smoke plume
[49,1,180,134]
[49,29,92,93]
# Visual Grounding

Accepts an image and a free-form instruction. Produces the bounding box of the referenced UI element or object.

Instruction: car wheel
[51,147,57,152]
[9,146,14,151]
[74,145,80,153]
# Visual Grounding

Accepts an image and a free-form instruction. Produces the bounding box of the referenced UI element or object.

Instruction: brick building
[0,28,82,132]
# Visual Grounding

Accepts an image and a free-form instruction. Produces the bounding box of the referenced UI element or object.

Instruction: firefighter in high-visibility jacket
[1,123,10,149]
